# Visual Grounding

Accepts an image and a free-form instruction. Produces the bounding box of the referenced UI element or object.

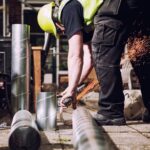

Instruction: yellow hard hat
[37,2,58,37]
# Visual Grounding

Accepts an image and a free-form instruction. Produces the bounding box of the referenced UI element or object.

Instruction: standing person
[92,0,150,125]
[38,0,150,125]
[37,0,103,108]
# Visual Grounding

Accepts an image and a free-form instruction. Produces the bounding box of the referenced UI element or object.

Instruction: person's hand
[59,89,77,109]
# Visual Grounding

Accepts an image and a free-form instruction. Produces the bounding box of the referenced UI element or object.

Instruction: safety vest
[58,0,103,25]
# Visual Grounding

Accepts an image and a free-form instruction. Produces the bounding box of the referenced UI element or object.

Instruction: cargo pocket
[92,22,119,46]
[92,20,123,66]
[92,23,117,66]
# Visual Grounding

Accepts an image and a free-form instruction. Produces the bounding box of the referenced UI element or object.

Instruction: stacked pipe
[72,107,117,150]
[11,24,31,114]
[8,110,41,150]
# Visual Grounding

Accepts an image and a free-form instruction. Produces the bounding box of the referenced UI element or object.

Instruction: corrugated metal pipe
[8,110,41,150]
[72,107,118,150]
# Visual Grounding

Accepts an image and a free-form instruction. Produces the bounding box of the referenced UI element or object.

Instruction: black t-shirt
[61,0,93,43]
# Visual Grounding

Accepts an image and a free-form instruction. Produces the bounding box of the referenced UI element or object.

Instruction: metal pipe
[36,92,57,130]
[11,24,30,114]
[72,107,118,150]
[8,110,41,150]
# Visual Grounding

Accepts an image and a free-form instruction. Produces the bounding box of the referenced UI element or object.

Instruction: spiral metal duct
[11,24,30,114]
[72,107,117,150]
[8,110,41,150]
[36,92,57,130]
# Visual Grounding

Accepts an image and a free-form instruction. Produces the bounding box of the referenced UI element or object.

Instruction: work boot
[93,113,126,126]
[142,109,150,123]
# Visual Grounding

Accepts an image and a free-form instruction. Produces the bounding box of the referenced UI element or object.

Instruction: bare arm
[59,39,93,98]
[60,31,83,103]
[78,43,93,85]
[60,32,93,108]
[67,31,83,94]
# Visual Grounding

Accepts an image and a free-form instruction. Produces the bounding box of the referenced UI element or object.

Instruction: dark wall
[9,0,22,29]
[0,1,3,36]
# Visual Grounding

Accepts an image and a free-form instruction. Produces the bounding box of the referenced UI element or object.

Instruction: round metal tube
[9,110,41,150]
[11,24,30,114]
[36,92,57,130]
[72,107,117,150]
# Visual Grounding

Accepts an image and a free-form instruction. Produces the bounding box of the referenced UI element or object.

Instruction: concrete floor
[1,99,150,150]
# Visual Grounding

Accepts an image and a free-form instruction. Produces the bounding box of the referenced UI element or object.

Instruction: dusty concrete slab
[128,123,150,133]
[40,131,65,150]
[0,129,10,149]
[1,101,150,150]
[117,145,150,150]
[102,125,136,133]
[1,115,150,150]
[107,132,150,145]
[142,133,150,139]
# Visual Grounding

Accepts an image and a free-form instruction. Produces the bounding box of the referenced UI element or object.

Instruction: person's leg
[91,0,143,125]
[92,18,128,124]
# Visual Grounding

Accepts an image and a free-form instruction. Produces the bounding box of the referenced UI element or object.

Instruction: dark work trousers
[92,0,143,118]
[131,61,150,111]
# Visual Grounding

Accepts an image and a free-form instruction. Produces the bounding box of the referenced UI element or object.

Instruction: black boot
[93,113,126,126]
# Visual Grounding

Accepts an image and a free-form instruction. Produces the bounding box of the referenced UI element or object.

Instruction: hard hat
[37,2,58,37]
